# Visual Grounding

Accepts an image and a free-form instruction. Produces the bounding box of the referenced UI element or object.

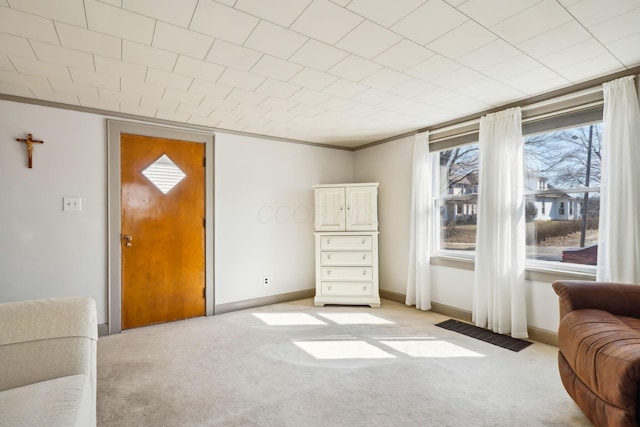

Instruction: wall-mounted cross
[16,133,44,169]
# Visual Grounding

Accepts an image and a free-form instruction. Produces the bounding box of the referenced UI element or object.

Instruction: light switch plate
[63,197,82,211]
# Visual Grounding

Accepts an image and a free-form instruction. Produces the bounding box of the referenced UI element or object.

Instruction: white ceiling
[1,0,639,148]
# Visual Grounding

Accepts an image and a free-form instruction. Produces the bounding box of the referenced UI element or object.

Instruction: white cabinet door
[314,187,345,231]
[346,186,377,231]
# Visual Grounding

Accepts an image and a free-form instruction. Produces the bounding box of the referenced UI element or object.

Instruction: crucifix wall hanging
[16,133,44,169]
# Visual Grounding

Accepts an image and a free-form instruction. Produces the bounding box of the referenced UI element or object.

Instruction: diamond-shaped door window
[142,154,186,195]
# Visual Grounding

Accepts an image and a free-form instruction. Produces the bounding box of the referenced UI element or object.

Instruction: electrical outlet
[263,276,271,286]
[63,197,82,211]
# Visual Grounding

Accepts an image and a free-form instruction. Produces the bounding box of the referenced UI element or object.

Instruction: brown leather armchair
[553,280,640,427]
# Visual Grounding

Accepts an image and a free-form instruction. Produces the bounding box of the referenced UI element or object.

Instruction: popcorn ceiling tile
[49,79,99,97]
[289,39,348,72]
[260,96,298,112]
[56,22,121,59]
[146,68,193,91]
[556,53,623,83]
[491,0,573,45]
[122,41,177,71]
[120,103,158,118]
[70,68,120,90]
[163,88,204,106]
[336,20,402,59]
[317,96,359,113]
[189,80,234,98]
[86,0,155,45]
[256,78,301,98]
[8,0,86,27]
[226,88,268,106]
[10,56,71,81]
[373,40,435,72]
[328,55,382,82]
[406,54,460,82]
[517,21,592,59]
[250,55,303,81]
[141,95,179,112]
[387,78,436,98]
[426,20,497,59]
[123,0,199,28]
[0,34,36,59]
[323,78,368,98]
[351,88,394,105]
[589,7,640,44]
[291,0,363,45]
[289,88,330,106]
[360,67,411,91]
[152,22,214,60]
[346,0,427,28]
[121,78,164,97]
[200,96,238,112]
[0,8,59,44]
[234,0,312,27]
[567,0,640,27]
[218,68,266,91]
[31,41,95,71]
[457,39,521,71]
[176,104,214,118]
[206,40,262,72]
[480,54,541,81]
[95,56,147,81]
[99,88,141,105]
[391,0,467,45]
[244,21,308,60]
[289,68,338,91]
[174,56,225,83]
[190,1,259,44]
[457,0,542,28]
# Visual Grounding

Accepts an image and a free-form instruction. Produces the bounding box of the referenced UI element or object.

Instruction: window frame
[429,104,603,276]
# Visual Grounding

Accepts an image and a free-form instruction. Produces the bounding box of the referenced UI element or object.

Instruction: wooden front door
[121,133,205,329]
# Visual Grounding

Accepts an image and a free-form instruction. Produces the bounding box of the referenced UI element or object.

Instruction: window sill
[430,252,596,282]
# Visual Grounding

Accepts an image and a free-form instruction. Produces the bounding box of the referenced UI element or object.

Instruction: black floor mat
[435,319,533,352]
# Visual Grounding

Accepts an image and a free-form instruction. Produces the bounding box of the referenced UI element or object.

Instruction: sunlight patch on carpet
[317,312,394,325]
[294,340,396,359]
[435,319,533,352]
[379,339,485,358]
[253,313,327,326]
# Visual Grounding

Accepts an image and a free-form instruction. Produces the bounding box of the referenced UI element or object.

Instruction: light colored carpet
[97,298,591,426]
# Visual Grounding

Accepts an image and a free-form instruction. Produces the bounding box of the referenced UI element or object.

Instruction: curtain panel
[406,131,432,310]
[597,76,640,283]
[473,107,528,338]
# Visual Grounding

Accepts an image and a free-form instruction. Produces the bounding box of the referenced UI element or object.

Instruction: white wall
[0,99,353,323]
[354,135,414,295]
[0,100,108,321]
[353,135,562,334]
[214,133,352,304]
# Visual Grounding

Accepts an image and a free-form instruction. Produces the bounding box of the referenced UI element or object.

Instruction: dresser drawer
[322,282,373,296]
[321,252,372,266]
[320,235,372,250]
[321,267,372,281]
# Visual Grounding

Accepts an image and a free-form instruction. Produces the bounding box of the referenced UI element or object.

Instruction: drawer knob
[327,254,331,259]
[362,254,367,260]
[327,270,332,275]
[362,270,366,275]
[328,286,332,291]
[327,239,331,244]
[363,286,367,291]
[361,239,366,244]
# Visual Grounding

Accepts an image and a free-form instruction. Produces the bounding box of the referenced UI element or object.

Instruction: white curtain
[597,76,640,283]
[406,131,432,310]
[473,107,528,338]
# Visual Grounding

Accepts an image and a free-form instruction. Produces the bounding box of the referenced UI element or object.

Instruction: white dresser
[313,183,380,308]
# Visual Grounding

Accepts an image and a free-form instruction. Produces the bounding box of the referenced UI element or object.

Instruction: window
[524,123,601,266]
[434,143,479,252]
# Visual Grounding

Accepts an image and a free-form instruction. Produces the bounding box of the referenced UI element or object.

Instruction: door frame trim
[107,120,215,334]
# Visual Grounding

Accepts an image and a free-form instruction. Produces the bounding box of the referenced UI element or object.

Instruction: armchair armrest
[552,280,640,320]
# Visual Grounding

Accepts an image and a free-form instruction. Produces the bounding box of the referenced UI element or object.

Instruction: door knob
[123,235,133,247]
